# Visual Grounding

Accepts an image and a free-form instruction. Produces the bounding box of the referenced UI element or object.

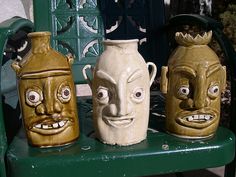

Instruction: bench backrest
[33,0,169,82]
[33,0,105,84]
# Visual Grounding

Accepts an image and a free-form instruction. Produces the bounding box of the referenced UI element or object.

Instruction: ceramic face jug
[161,31,226,139]
[83,39,157,146]
[12,32,79,147]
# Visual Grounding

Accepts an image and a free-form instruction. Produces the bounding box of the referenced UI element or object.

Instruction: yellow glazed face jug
[83,39,157,146]
[12,32,79,147]
[161,31,226,139]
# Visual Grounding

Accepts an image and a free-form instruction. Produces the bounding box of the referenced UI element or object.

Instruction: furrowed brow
[172,66,196,78]
[96,70,117,84]
[127,69,143,83]
[206,64,222,77]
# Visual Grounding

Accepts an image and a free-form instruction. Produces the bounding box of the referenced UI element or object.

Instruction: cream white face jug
[83,39,157,146]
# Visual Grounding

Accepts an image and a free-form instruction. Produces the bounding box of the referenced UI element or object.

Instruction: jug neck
[28,32,51,54]
[103,39,139,53]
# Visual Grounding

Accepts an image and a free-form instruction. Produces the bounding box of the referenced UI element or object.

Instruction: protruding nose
[35,78,62,115]
[117,95,128,116]
[109,103,132,116]
[44,100,62,114]
[194,89,207,109]
[193,66,209,109]
[107,72,133,116]
[108,100,132,117]
[36,99,62,115]
[193,95,210,109]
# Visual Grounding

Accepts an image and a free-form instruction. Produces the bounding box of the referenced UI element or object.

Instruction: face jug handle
[146,62,157,86]
[82,64,94,88]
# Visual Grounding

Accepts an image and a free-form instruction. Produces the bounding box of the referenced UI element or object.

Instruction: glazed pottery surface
[83,39,157,146]
[161,31,226,139]
[12,32,79,147]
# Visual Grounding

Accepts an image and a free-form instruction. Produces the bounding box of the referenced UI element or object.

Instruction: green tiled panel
[33,0,104,84]
[53,37,103,61]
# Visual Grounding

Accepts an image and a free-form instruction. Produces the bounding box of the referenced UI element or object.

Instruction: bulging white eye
[208,85,220,98]
[26,89,43,106]
[131,88,145,103]
[96,87,109,104]
[178,86,190,96]
[58,86,71,103]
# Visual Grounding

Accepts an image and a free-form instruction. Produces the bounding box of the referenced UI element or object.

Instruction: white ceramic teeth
[35,124,41,128]
[59,121,65,127]
[205,115,210,120]
[34,120,67,129]
[199,115,204,119]
[185,115,213,122]
[187,116,194,121]
[42,125,49,129]
[52,123,59,128]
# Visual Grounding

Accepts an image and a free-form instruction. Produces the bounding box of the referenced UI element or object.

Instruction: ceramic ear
[11,61,21,74]
[66,53,74,65]
[160,66,168,94]
[222,66,227,92]
[146,62,157,86]
[82,64,93,88]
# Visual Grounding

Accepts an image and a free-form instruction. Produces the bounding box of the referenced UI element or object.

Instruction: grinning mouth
[183,114,214,122]
[176,111,218,129]
[103,115,135,128]
[34,120,68,130]
[30,118,72,135]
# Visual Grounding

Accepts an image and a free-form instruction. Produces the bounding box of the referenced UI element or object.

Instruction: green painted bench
[0,0,235,177]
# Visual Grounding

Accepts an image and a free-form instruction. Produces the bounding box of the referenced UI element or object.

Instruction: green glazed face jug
[161,31,226,139]
[12,32,79,147]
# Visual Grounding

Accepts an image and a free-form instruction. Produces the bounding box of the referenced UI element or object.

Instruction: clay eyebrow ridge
[96,70,117,84]
[127,69,143,83]
[172,66,196,77]
[206,64,221,77]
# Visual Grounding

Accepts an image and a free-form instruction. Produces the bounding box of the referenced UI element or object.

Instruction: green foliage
[220,4,236,50]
